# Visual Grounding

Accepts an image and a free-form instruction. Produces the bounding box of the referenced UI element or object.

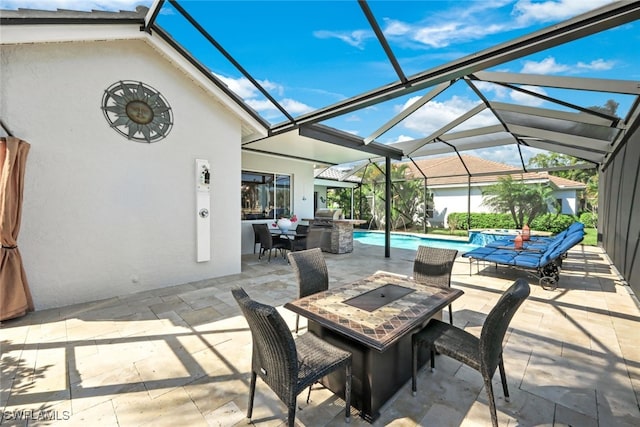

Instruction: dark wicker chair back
[480,278,530,380]
[413,245,458,287]
[232,287,298,402]
[255,223,288,261]
[232,287,352,426]
[295,224,309,235]
[411,278,530,427]
[413,245,458,323]
[251,223,262,254]
[287,248,329,333]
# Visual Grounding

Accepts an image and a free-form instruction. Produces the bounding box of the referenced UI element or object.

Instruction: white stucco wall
[553,189,578,214]
[431,184,580,227]
[431,186,488,227]
[241,152,316,254]
[1,40,242,309]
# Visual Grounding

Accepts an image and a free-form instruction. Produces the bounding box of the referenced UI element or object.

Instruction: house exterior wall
[431,186,486,227]
[1,40,242,309]
[241,152,316,254]
[600,125,640,297]
[553,189,579,215]
[430,185,578,227]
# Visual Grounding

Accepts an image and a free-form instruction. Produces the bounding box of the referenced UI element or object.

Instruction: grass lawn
[582,228,597,246]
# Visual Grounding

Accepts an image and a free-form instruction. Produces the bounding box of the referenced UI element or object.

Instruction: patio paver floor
[1,243,639,426]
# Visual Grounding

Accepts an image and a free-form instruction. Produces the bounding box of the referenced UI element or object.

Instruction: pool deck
[1,242,639,426]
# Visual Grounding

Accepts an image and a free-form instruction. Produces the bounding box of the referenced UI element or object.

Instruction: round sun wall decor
[101,80,173,143]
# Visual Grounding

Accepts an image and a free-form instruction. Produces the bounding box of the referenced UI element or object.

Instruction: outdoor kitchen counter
[303,218,366,254]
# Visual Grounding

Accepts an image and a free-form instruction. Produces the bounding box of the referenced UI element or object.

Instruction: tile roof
[404,155,585,189]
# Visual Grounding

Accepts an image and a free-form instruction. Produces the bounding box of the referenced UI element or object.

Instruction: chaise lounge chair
[462,222,585,290]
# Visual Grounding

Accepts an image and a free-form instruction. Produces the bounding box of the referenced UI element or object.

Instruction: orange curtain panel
[0,137,33,321]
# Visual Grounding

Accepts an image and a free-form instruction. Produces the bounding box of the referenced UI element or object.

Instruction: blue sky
[2,0,638,165]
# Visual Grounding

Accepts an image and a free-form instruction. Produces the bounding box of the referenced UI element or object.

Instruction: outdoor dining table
[284,271,464,422]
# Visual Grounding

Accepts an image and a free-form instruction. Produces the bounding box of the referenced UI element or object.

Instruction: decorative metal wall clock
[101,80,173,143]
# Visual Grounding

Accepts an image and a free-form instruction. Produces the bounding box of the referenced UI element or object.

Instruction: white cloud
[386,18,509,49]
[245,98,277,113]
[384,19,411,37]
[280,98,314,115]
[215,74,312,115]
[512,0,615,25]
[577,58,615,71]
[521,56,615,75]
[400,96,491,134]
[215,74,259,99]
[313,29,372,49]
[509,85,548,106]
[473,81,510,99]
[389,134,415,143]
[521,57,570,74]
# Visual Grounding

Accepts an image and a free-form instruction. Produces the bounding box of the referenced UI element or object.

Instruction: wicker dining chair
[413,245,458,324]
[251,223,262,254]
[232,287,352,427]
[255,223,288,262]
[411,278,530,427]
[287,248,329,333]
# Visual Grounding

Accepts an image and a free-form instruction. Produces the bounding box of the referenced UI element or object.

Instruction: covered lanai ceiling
[3,0,639,178]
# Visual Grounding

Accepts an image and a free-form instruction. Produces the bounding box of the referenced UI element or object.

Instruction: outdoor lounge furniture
[411,278,530,427]
[412,246,458,324]
[462,222,585,290]
[484,222,584,251]
[232,287,352,427]
[287,248,329,333]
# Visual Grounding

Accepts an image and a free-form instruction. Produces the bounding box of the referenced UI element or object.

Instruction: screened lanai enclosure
[2,1,640,295]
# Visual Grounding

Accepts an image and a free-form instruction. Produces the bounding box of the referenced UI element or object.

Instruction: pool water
[353,231,480,253]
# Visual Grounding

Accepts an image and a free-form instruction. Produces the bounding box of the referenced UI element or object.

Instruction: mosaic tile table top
[285,271,464,352]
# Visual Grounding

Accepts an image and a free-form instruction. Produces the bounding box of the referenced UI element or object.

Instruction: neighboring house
[404,155,586,227]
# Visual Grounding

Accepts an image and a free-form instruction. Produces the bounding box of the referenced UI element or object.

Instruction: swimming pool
[353,231,480,252]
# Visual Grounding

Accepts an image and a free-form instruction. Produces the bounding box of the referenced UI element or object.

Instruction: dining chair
[413,245,458,324]
[411,278,530,427]
[232,287,352,427]
[288,224,310,252]
[255,223,288,262]
[251,223,261,254]
[287,248,329,333]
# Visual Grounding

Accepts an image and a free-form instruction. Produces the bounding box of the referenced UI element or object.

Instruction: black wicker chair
[288,225,310,252]
[251,223,262,254]
[232,287,352,426]
[411,278,530,427]
[287,248,329,333]
[255,223,288,262]
[413,245,458,324]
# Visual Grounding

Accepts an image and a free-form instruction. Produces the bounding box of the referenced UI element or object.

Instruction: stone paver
[1,243,639,426]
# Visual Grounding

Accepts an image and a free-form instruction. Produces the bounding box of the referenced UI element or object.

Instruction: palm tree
[482,175,556,228]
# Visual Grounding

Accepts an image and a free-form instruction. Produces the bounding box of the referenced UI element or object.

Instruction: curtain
[0,136,33,321]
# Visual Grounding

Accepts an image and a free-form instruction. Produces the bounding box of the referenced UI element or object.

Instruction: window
[241,171,291,220]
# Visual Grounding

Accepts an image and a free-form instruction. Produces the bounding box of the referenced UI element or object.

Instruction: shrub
[579,212,597,228]
[446,212,515,230]
[530,213,576,234]
[447,212,578,234]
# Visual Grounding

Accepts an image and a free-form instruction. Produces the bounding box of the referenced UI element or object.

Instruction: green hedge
[447,212,580,234]
[579,212,597,228]
[447,213,515,230]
